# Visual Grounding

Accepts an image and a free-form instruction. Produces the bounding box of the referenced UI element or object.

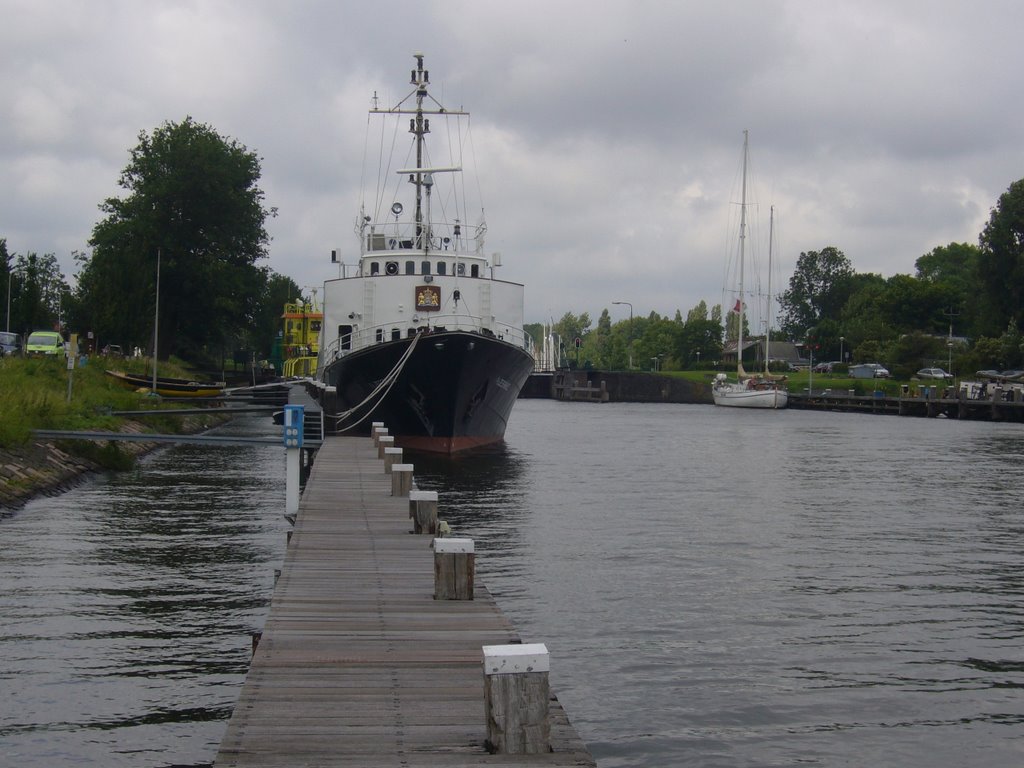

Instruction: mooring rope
[325,332,422,433]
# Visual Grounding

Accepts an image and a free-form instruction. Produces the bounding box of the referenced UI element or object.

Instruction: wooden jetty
[215,434,594,767]
[788,384,1024,422]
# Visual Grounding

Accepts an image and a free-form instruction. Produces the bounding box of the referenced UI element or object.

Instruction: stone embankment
[0,415,226,511]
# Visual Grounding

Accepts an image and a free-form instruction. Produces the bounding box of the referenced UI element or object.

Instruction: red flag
[733,299,742,313]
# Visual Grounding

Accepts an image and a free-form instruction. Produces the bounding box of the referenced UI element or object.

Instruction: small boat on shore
[105,370,225,397]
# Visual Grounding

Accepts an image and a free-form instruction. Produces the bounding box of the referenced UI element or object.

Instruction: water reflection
[4,403,1024,767]
[406,442,530,560]
[0,415,287,767]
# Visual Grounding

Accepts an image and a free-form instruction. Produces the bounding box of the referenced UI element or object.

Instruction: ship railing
[361,220,485,256]
[318,315,532,372]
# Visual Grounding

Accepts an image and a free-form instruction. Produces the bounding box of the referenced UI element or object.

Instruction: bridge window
[471,264,480,277]
[437,261,447,275]
[370,261,380,275]
[391,328,401,341]
[421,261,431,275]
[375,328,384,343]
[405,260,415,274]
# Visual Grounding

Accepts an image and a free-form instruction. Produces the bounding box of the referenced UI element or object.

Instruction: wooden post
[482,643,550,754]
[391,463,413,496]
[433,537,474,599]
[408,489,439,534]
[377,434,395,459]
[372,425,388,447]
[383,446,403,473]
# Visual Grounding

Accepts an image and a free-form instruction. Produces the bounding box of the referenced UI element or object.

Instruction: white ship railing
[361,220,485,256]
[318,315,532,374]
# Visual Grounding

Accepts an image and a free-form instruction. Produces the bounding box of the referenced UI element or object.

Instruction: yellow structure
[282,300,322,378]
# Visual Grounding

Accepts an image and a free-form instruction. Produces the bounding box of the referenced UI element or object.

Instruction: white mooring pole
[283,404,304,515]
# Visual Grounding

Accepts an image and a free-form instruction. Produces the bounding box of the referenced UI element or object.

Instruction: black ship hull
[321,330,534,454]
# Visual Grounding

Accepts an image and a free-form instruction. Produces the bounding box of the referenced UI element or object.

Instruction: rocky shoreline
[0,414,228,512]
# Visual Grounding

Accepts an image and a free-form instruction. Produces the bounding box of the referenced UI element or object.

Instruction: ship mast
[373,54,469,256]
[411,54,428,249]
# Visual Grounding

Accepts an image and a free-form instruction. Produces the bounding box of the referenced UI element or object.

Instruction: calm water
[2,403,1024,766]
[0,416,289,767]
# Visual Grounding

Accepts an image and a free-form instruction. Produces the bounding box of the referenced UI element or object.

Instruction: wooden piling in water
[383,446,403,473]
[483,643,552,754]
[409,489,439,534]
[433,537,475,600]
[390,463,413,496]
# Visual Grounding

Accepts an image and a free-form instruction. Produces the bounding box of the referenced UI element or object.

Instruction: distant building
[722,337,803,367]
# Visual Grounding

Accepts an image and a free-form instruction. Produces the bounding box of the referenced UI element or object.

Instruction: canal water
[2,402,1023,766]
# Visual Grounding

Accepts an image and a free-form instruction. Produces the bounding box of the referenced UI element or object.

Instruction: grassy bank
[0,355,215,450]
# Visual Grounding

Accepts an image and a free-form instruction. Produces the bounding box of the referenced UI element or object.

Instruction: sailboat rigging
[712,131,788,410]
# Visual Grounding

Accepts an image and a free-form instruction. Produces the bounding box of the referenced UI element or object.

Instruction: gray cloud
[2,0,1021,326]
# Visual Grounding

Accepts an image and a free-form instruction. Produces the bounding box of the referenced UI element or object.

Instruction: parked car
[850,362,890,379]
[812,361,842,373]
[0,331,20,356]
[917,367,952,380]
[102,344,123,357]
[25,330,65,356]
[976,369,1002,379]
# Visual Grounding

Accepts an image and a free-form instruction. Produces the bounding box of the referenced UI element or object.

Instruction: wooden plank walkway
[215,436,595,767]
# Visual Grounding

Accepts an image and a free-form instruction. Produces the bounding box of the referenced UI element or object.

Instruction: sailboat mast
[765,205,774,376]
[737,130,748,375]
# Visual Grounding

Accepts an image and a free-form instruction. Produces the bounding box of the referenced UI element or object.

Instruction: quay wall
[522,370,712,403]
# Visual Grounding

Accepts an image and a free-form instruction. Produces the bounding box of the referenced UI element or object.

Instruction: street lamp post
[612,301,633,369]
[839,336,845,365]
[5,269,13,333]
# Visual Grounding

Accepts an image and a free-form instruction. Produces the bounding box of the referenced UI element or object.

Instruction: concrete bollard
[482,643,550,754]
[383,446,403,473]
[408,489,439,534]
[433,537,474,599]
[390,463,414,496]
[377,435,395,459]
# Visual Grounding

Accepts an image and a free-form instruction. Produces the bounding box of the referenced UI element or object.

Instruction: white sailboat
[712,131,788,410]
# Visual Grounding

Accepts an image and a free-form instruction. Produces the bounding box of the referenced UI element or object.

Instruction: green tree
[679,315,722,368]
[78,117,276,360]
[0,239,11,332]
[523,322,545,353]
[978,179,1024,335]
[593,308,613,367]
[686,300,709,323]
[779,246,856,338]
[838,273,891,352]
[633,313,680,371]
[915,242,980,339]
[11,252,68,336]
[552,311,591,366]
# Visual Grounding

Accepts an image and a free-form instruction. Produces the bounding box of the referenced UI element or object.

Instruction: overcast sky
[4,0,1022,326]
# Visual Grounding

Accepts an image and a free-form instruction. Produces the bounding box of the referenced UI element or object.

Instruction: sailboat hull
[712,384,789,409]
